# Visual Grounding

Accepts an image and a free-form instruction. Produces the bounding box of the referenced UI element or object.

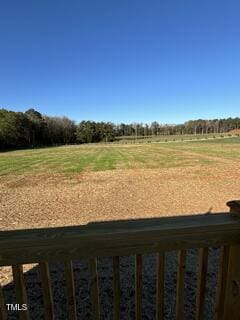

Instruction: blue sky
[0,0,240,124]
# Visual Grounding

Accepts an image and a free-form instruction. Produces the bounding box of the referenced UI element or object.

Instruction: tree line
[0,107,240,149]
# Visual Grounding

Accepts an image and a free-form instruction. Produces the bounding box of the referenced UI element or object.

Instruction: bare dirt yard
[1,162,240,231]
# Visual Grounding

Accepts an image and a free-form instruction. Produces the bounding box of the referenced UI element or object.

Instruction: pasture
[114,132,227,143]
[0,136,240,230]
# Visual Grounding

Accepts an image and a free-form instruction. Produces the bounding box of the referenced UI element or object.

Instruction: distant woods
[0,109,76,149]
[0,107,240,149]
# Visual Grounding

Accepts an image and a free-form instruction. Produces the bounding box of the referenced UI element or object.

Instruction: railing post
[223,201,240,320]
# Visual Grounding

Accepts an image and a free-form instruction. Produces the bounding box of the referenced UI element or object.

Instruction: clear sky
[0,0,240,124]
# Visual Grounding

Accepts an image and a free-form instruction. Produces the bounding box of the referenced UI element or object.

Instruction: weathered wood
[39,262,54,320]
[0,282,7,320]
[113,256,120,320]
[156,252,165,320]
[135,254,142,320]
[12,265,30,320]
[176,250,186,320]
[196,248,208,320]
[223,244,240,320]
[64,260,77,320]
[89,258,100,320]
[214,246,230,320]
[1,213,240,266]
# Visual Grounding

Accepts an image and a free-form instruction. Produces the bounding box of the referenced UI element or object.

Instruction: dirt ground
[1,163,240,231]
[1,163,240,318]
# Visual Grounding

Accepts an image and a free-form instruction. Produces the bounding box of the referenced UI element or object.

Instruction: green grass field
[0,136,239,176]
[114,132,231,143]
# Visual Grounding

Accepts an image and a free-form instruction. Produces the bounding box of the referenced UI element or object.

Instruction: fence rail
[0,200,240,319]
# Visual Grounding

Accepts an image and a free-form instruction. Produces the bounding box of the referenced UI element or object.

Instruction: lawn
[0,136,239,176]
[162,136,240,159]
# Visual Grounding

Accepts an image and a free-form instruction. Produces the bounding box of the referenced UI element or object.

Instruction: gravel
[2,248,220,319]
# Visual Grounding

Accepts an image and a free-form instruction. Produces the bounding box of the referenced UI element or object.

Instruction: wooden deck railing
[1,201,240,319]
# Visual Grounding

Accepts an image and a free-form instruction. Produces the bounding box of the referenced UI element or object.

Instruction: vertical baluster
[12,264,30,320]
[0,282,7,320]
[176,250,186,320]
[223,200,240,320]
[113,256,120,320]
[196,248,208,320]
[135,254,142,320]
[64,260,77,320]
[156,252,165,320]
[214,246,230,320]
[222,244,240,320]
[39,262,54,320]
[89,258,100,320]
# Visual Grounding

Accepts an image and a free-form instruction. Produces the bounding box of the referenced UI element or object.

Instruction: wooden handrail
[1,203,240,320]
[1,212,240,267]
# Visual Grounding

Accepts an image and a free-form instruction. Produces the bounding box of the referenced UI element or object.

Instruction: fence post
[223,201,240,320]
